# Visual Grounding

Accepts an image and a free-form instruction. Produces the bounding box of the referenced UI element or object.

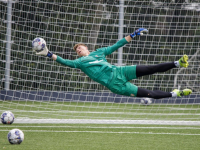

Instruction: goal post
[0,0,200,124]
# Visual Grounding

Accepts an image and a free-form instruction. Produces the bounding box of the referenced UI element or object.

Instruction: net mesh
[0,0,199,124]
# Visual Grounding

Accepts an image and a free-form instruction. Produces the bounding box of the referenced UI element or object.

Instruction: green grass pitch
[0,124,200,150]
[0,101,200,149]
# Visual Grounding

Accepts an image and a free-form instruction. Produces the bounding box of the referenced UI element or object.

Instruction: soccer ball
[140,98,152,105]
[32,37,46,52]
[1,111,14,124]
[8,129,24,144]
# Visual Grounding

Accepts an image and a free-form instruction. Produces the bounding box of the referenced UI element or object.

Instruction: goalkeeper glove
[34,46,53,58]
[130,28,148,38]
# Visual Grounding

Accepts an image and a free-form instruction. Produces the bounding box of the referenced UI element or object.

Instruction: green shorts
[107,65,138,97]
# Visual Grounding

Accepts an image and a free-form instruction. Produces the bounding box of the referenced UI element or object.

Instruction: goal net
[0,0,199,125]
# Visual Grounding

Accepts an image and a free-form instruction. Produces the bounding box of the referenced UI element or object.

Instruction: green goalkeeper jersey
[56,38,128,88]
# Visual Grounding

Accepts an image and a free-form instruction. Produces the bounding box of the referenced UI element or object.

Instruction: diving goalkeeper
[33,28,192,99]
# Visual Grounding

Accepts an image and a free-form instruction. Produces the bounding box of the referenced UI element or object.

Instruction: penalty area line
[14,119,200,125]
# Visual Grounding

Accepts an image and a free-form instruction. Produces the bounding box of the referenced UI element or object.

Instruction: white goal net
[0,0,200,125]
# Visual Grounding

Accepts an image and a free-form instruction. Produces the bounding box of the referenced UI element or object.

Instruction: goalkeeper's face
[76,45,90,57]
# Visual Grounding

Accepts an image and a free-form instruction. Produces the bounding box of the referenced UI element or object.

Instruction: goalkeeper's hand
[34,46,53,58]
[130,28,148,38]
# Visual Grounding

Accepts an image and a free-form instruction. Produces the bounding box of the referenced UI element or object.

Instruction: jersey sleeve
[103,38,128,56]
[56,56,78,68]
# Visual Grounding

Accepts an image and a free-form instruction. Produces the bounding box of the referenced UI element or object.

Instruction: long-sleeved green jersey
[56,38,128,88]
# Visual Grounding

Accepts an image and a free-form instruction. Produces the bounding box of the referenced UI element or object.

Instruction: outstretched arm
[34,47,77,68]
[104,28,148,55]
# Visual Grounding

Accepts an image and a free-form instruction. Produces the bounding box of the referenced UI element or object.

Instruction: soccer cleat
[179,54,189,68]
[172,89,192,97]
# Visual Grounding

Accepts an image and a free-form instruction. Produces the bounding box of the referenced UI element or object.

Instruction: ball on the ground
[1,111,14,124]
[8,129,24,144]
[32,37,46,52]
[140,98,152,105]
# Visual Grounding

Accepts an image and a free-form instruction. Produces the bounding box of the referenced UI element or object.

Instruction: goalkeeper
[34,28,192,99]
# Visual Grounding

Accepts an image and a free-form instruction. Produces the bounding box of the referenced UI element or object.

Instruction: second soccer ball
[140,98,152,105]
[1,111,15,124]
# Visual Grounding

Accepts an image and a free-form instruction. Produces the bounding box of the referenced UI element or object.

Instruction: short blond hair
[73,43,87,51]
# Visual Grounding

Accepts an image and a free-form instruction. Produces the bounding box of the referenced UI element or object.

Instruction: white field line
[1,106,200,111]
[1,110,200,116]
[1,126,200,130]
[0,129,199,136]
[15,116,200,121]
[13,119,200,125]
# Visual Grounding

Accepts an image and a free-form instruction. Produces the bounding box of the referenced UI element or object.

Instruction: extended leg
[136,62,176,78]
[136,55,189,78]
[137,87,172,99]
[137,87,192,99]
